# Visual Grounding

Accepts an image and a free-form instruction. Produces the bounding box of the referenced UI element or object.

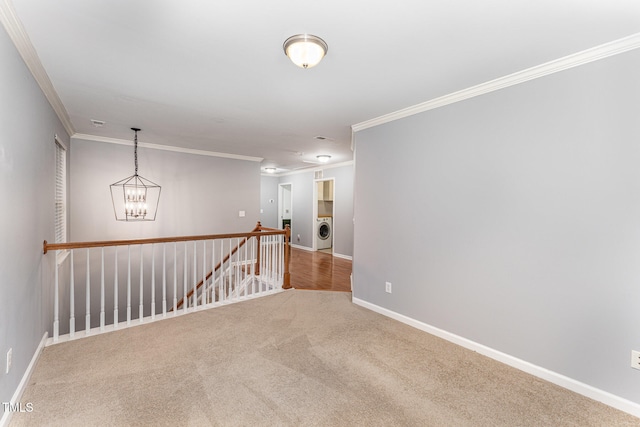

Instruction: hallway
[288,248,351,292]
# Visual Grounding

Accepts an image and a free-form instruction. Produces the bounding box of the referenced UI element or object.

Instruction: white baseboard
[290,244,313,252]
[0,332,48,427]
[352,297,640,419]
[290,244,353,261]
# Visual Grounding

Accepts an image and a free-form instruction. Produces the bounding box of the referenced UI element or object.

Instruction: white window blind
[54,138,67,245]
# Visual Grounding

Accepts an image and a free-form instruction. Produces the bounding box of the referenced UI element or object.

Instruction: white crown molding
[265,160,354,177]
[352,32,640,133]
[72,133,264,162]
[0,0,75,137]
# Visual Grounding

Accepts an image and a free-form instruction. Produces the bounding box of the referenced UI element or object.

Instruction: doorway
[278,183,292,235]
[313,178,335,253]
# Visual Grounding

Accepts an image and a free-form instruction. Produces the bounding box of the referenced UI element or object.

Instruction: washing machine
[316,217,332,250]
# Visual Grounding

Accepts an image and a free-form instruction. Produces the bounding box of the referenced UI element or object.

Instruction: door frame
[312,177,335,252]
[278,182,293,232]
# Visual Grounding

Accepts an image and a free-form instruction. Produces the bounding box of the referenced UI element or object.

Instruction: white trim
[352,32,640,133]
[53,134,67,151]
[0,332,48,427]
[72,133,264,162]
[314,177,335,251]
[0,0,74,137]
[352,297,640,419]
[277,182,293,232]
[268,160,354,177]
[290,244,313,252]
[292,244,352,260]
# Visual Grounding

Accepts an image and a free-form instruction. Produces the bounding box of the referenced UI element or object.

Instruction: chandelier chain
[134,129,138,175]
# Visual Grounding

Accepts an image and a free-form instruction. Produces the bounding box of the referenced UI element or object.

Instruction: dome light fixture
[265,167,277,174]
[283,34,328,69]
[316,155,331,163]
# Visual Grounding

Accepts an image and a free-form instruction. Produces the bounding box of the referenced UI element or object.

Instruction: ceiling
[6,0,640,172]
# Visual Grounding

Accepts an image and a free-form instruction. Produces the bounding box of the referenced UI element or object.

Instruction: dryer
[316,217,332,250]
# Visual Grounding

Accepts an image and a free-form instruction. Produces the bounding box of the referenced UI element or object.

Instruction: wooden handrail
[42,223,285,254]
[44,221,291,311]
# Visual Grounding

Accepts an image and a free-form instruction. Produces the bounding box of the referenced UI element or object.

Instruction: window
[54,137,67,248]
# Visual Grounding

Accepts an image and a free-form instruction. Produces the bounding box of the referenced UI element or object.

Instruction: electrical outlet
[6,348,12,374]
[631,350,640,370]
[385,281,392,293]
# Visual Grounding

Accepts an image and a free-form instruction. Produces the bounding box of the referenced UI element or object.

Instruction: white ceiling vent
[90,119,105,127]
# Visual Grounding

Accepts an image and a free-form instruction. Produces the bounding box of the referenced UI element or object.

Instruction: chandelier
[110,128,161,221]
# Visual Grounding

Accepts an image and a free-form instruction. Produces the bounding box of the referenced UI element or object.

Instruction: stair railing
[43,222,291,343]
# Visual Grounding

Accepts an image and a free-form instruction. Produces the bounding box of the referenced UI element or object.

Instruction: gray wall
[319,165,354,257]
[0,27,70,405]
[71,139,261,241]
[259,175,279,229]
[280,171,314,247]
[66,139,261,331]
[353,48,640,404]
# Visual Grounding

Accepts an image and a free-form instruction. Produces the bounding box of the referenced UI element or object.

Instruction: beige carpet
[9,290,640,426]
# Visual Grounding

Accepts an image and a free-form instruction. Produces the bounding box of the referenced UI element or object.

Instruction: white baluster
[151,244,156,320]
[192,241,197,310]
[211,240,216,303]
[85,248,91,334]
[100,247,105,331]
[162,244,167,317]
[265,236,270,291]
[114,246,119,329]
[53,251,59,342]
[139,245,144,323]
[263,237,268,290]
[183,242,188,314]
[202,240,207,306]
[237,238,241,299]
[70,250,75,337]
[228,239,233,299]
[279,235,283,283]
[219,239,225,302]
[273,236,277,286]
[276,235,280,285]
[244,237,248,297]
[251,237,256,295]
[173,242,177,314]
[127,246,131,326]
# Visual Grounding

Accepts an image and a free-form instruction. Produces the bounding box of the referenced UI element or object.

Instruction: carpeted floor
[9,290,640,426]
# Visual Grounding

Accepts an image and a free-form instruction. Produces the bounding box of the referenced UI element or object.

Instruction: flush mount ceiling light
[316,155,331,163]
[110,128,161,221]
[283,34,328,69]
[265,167,277,174]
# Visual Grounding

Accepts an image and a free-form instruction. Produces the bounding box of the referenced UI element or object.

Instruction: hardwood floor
[288,247,352,292]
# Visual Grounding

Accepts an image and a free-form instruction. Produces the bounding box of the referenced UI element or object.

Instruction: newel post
[255,221,261,276]
[283,225,291,289]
